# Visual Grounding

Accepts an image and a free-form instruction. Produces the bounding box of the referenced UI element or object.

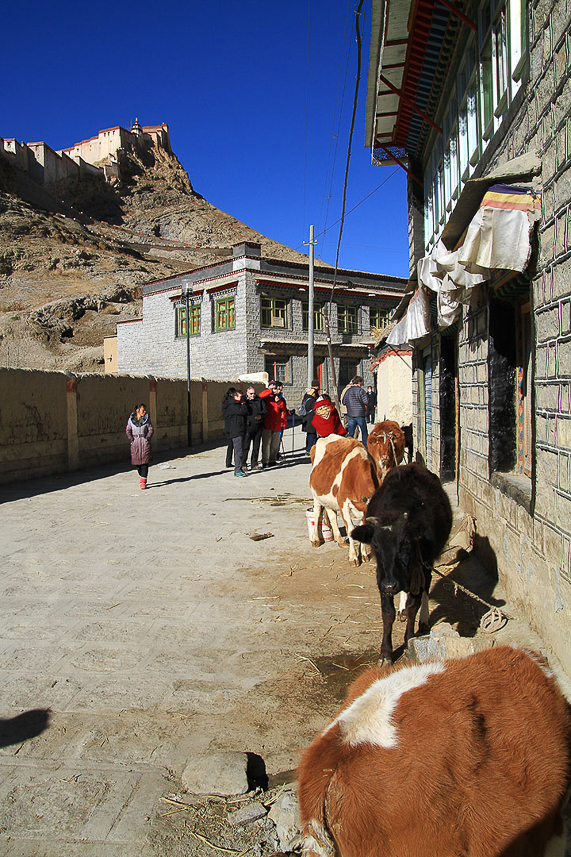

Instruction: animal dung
[250,532,274,541]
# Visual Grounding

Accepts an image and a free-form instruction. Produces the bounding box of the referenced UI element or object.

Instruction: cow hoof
[336,538,348,548]
[397,610,406,622]
[349,557,362,568]
[377,655,393,667]
[310,539,324,548]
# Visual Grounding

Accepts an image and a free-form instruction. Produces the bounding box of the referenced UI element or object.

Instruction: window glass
[337,305,358,334]
[370,308,390,330]
[215,297,235,331]
[302,302,324,331]
[264,356,291,383]
[261,294,289,328]
[338,359,359,389]
[177,304,201,337]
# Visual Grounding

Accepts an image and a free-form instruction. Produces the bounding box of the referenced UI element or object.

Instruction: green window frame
[261,294,289,329]
[337,305,358,334]
[302,302,324,332]
[215,296,235,331]
[370,308,390,331]
[177,304,201,337]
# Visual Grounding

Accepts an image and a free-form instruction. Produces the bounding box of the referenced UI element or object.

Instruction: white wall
[375,350,413,425]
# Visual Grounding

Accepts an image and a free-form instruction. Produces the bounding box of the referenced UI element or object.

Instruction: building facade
[366,0,571,672]
[116,242,407,406]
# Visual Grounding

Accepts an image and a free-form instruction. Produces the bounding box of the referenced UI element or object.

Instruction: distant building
[116,242,407,404]
[365,0,571,672]
[0,120,171,188]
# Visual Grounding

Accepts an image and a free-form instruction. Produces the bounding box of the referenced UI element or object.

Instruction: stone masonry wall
[117,276,251,382]
[119,273,377,409]
[457,0,571,673]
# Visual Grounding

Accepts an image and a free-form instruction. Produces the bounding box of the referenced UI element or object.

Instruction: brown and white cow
[299,645,571,857]
[309,435,379,567]
[367,420,406,479]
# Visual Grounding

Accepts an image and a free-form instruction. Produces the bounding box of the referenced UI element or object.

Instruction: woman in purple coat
[126,403,154,489]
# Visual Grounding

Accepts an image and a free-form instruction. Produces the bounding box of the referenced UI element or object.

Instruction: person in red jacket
[311,393,347,439]
[259,380,288,467]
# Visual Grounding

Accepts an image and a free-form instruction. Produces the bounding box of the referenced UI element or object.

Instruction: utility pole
[306,225,316,387]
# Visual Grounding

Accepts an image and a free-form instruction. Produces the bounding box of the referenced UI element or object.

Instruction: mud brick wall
[0,369,259,484]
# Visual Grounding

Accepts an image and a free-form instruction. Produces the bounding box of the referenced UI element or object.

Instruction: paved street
[0,430,390,856]
[0,430,566,856]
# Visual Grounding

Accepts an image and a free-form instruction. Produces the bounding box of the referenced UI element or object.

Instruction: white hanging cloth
[386,285,431,345]
[458,184,541,274]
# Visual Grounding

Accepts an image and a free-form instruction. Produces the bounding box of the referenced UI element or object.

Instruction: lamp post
[182,280,192,447]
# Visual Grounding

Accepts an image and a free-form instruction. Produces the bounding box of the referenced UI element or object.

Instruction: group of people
[125,377,377,487]
[222,380,289,477]
[299,375,377,453]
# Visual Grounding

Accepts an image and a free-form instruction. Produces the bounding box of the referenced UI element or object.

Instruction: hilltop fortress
[0,119,171,188]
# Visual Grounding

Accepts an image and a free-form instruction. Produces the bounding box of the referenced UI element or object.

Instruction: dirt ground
[143,531,554,856]
[0,444,567,856]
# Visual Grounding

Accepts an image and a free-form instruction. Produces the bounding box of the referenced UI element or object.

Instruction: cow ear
[351,524,374,544]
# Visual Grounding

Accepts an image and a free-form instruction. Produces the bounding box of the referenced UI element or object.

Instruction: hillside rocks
[0,135,309,372]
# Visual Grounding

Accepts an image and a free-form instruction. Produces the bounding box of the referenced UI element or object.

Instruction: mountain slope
[0,139,310,372]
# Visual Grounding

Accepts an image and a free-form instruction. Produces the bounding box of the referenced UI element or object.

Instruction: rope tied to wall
[422,559,510,633]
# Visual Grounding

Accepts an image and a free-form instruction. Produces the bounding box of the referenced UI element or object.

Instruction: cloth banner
[459,184,541,273]
[386,285,431,345]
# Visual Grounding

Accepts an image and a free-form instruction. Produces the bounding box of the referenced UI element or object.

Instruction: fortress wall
[27,143,80,185]
[0,368,246,484]
[3,123,170,187]
[0,138,30,173]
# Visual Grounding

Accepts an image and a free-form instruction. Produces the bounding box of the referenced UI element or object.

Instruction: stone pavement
[0,430,567,856]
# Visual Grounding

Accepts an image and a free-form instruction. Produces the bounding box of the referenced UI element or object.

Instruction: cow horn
[365,516,379,526]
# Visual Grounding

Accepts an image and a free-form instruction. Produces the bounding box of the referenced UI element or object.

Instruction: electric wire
[321,0,366,407]
[302,0,311,237]
[295,166,400,256]
[317,0,354,260]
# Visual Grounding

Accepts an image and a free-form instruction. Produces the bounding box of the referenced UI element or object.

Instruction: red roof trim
[117,317,143,326]
[255,279,401,300]
[207,281,239,295]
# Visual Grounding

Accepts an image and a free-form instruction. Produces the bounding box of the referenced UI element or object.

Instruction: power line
[302,0,311,236]
[318,0,353,260]
[316,167,399,242]
[322,0,366,408]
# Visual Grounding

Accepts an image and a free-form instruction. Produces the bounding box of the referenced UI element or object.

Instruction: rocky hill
[0,138,310,372]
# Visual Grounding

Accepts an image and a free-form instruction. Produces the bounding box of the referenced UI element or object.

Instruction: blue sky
[1,0,409,277]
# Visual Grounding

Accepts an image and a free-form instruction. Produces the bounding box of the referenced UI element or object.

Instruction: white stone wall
[117,277,252,381]
[63,127,132,166]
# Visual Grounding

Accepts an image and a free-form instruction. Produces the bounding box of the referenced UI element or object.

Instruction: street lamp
[182,279,192,447]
